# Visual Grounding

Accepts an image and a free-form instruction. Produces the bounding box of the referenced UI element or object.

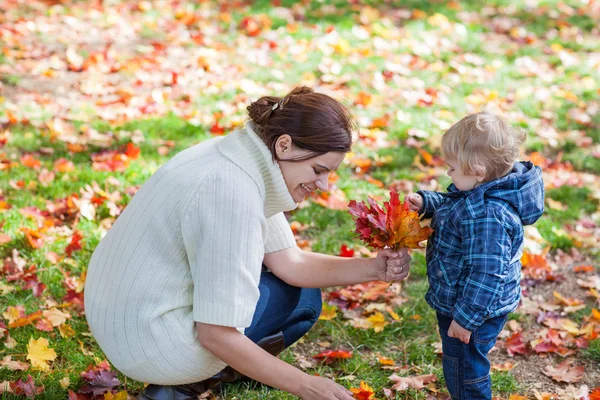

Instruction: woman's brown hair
[247,86,355,161]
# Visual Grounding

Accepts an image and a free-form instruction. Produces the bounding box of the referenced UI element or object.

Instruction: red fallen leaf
[63,289,85,311]
[66,231,84,257]
[78,369,120,397]
[590,387,600,400]
[505,332,528,356]
[124,142,140,159]
[23,267,47,297]
[542,359,584,383]
[35,318,54,332]
[68,390,91,400]
[350,381,377,399]
[349,190,433,251]
[388,373,437,391]
[339,244,355,258]
[10,375,44,398]
[313,350,353,365]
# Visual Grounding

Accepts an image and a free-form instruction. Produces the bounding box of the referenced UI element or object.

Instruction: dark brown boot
[138,382,210,400]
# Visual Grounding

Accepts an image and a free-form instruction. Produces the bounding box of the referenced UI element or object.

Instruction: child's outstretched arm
[452,210,512,332]
[414,190,445,219]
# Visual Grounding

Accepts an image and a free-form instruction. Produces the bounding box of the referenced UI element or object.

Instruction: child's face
[446,160,482,191]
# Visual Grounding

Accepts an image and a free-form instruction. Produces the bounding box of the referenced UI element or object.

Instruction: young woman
[84,86,411,400]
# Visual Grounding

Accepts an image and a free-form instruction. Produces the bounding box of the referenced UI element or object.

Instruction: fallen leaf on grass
[313,350,353,364]
[388,373,436,391]
[26,337,57,371]
[350,381,377,399]
[319,303,338,321]
[79,370,121,397]
[0,356,29,371]
[542,359,584,383]
[9,375,44,398]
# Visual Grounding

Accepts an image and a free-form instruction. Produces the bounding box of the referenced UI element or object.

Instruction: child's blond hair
[441,112,526,182]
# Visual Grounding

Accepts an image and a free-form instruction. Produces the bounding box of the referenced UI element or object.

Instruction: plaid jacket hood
[418,161,544,330]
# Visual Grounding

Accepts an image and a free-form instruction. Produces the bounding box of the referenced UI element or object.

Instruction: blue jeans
[245,269,322,348]
[437,313,508,400]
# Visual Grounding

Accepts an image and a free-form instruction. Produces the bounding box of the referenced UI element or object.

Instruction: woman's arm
[263,247,410,288]
[196,323,354,400]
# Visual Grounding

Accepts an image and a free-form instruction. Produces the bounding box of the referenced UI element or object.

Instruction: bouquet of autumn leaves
[348,189,433,252]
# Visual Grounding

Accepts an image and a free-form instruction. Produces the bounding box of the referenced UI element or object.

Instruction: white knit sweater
[84,122,298,385]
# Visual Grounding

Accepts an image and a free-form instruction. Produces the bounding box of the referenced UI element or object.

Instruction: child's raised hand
[448,320,471,344]
[406,193,423,213]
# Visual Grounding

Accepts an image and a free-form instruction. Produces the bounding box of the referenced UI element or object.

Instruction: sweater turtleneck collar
[217,122,298,218]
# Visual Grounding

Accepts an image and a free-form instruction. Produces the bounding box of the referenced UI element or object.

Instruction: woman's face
[275,136,346,203]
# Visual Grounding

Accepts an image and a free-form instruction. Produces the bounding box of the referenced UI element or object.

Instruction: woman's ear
[274,134,293,159]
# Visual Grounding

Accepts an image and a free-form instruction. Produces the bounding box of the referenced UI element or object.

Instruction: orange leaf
[9,311,43,328]
[574,265,595,273]
[21,154,41,169]
[350,381,377,399]
[370,114,390,129]
[349,190,433,250]
[354,92,372,107]
[590,387,600,400]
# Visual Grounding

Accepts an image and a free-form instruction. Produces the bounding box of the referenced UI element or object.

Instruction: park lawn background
[0,0,599,398]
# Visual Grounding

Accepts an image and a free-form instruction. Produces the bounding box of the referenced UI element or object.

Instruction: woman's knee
[300,288,322,324]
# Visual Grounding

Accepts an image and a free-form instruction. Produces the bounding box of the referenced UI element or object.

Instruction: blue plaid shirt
[418,162,544,331]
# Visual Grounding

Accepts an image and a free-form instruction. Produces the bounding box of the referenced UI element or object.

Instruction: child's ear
[472,165,486,182]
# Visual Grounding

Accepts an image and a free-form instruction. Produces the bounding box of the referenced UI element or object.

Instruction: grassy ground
[0,0,599,398]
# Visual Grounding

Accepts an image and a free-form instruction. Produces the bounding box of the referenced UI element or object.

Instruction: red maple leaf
[78,369,120,397]
[65,231,83,257]
[505,332,528,356]
[10,375,44,398]
[348,190,433,251]
[313,350,353,365]
[590,387,600,400]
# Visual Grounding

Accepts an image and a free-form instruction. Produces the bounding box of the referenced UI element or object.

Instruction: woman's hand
[406,193,423,213]
[298,375,355,400]
[375,248,410,282]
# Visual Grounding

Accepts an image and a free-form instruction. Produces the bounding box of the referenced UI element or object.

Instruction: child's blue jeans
[245,269,322,348]
[437,312,508,400]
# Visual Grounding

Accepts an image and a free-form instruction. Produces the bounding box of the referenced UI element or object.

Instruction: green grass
[1,0,599,398]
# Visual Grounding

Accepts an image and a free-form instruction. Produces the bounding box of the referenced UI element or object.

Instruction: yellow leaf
[59,324,76,338]
[378,356,395,366]
[2,306,22,324]
[105,391,129,400]
[27,337,57,371]
[427,13,449,27]
[59,377,70,389]
[367,312,388,333]
[386,306,401,321]
[43,308,71,327]
[319,303,338,321]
